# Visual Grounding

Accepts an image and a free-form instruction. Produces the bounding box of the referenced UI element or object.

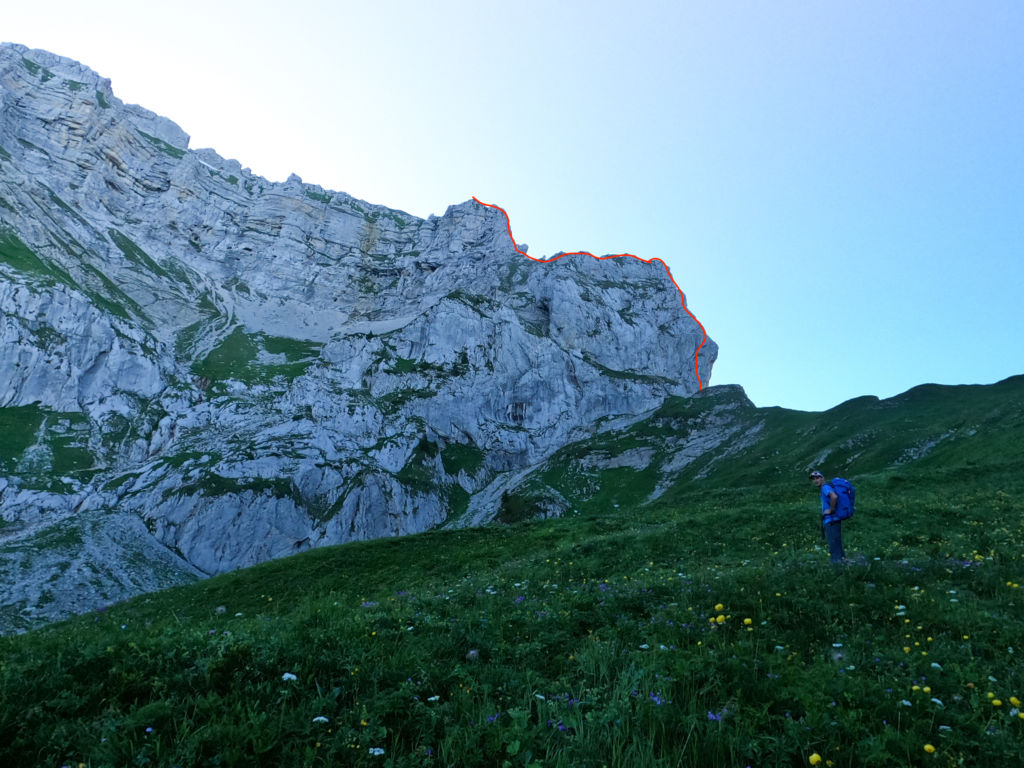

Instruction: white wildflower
[313,716,329,723]
[369,747,385,756]
[931,662,943,670]
[931,698,944,707]
[281,672,297,682]
[900,699,913,707]
[427,695,440,702]
[639,644,650,650]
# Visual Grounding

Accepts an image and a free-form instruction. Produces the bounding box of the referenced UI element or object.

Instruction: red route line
[472,196,708,390]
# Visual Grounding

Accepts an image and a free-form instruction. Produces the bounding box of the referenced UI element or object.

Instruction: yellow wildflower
[744,618,753,626]
[714,603,724,611]
[924,743,936,754]
[809,753,822,765]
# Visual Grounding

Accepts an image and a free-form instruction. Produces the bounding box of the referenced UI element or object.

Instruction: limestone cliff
[0,44,716,631]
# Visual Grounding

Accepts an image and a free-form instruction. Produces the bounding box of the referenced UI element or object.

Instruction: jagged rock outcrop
[0,44,716,631]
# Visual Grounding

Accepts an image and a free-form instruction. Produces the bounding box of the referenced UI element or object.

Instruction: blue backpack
[830,478,855,520]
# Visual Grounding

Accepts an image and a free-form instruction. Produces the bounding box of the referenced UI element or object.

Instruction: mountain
[0,44,715,630]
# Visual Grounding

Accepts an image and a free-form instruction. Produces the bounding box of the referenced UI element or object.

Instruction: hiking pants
[824,521,846,563]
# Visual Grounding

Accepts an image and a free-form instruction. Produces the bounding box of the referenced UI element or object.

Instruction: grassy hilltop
[1,376,1022,767]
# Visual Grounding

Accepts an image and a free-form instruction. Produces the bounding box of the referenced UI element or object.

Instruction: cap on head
[809,470,824,479]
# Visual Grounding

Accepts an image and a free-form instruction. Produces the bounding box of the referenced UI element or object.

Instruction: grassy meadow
[1,379,1023,767]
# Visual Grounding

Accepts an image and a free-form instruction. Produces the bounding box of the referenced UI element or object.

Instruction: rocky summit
[0,43,716,631]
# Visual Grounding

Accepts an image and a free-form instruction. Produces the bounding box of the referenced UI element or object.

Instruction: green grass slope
[504,375,1024,520]
[1,378,1022,767]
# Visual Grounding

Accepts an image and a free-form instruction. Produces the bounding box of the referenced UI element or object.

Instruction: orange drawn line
[472,196,708,390]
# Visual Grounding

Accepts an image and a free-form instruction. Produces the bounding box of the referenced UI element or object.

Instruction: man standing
[810,470,846,564]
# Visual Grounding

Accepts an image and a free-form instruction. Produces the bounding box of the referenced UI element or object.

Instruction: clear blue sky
[6,1,1023,411]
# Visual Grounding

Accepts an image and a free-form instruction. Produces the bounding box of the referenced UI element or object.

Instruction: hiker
[810,470,846,564]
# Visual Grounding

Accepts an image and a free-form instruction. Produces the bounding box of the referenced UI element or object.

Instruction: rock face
[0,44,716,631]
